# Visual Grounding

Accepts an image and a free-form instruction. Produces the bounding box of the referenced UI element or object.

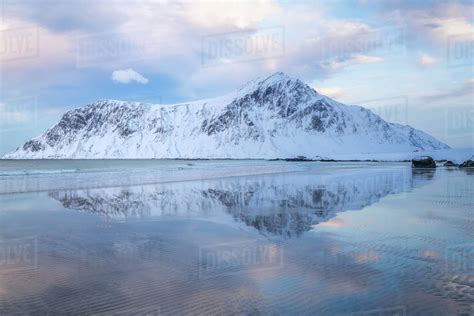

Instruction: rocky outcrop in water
[443,160,457,167]
[459,159,474,168]
[412,156,436,168]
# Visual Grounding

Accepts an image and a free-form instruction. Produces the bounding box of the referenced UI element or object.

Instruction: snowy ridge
[4,72,449,159]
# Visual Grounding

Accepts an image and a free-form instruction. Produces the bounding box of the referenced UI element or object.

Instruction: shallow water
[0,161,472,315]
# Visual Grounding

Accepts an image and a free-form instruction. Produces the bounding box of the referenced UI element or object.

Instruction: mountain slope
[4,72,449,159]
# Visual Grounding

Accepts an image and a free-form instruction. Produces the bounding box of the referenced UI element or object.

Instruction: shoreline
[0,158,470,163]
[1,147,472,163]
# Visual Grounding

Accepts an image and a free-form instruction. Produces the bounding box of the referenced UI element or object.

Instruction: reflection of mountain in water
[50,167,430,237]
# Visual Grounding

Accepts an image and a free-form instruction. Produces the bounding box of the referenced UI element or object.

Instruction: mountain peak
[257,71,296,86]
[237,71,313,97]
[265,71,291,79]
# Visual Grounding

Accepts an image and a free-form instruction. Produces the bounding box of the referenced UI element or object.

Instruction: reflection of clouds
[3,166,472,314]
[327,279,366,296]
[317,217,348,228]
[0,229,266,315]
[354,251,380,263]
[268,237,379,307]
[199,240,283,279]
[1,167,472,315]
[422,249,438,259]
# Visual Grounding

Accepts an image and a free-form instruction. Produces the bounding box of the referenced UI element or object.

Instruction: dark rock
[284,156,310,162]
[310,115,325,132]
[443,160,457,167]
[412,156,436,168]
[459,159,474,168]
[22,140,44,152]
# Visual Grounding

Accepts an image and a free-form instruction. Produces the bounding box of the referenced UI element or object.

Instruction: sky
[0,0,473,155]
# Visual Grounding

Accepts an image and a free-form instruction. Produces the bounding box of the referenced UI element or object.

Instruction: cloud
[416,17,474,44]
[417,78,474,103]
[323,54,383,71]
[418,53,437,67]
[3,1,127,33]
[0,103,33,123]
[0,1,397,95]
[3,0,470,104]
[183,0,280,29]
[372,1,474,49]
[111,68,149,84]
[351,54,383,64]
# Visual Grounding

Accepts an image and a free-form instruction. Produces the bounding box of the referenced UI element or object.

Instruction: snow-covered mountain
[4,72,449,159]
